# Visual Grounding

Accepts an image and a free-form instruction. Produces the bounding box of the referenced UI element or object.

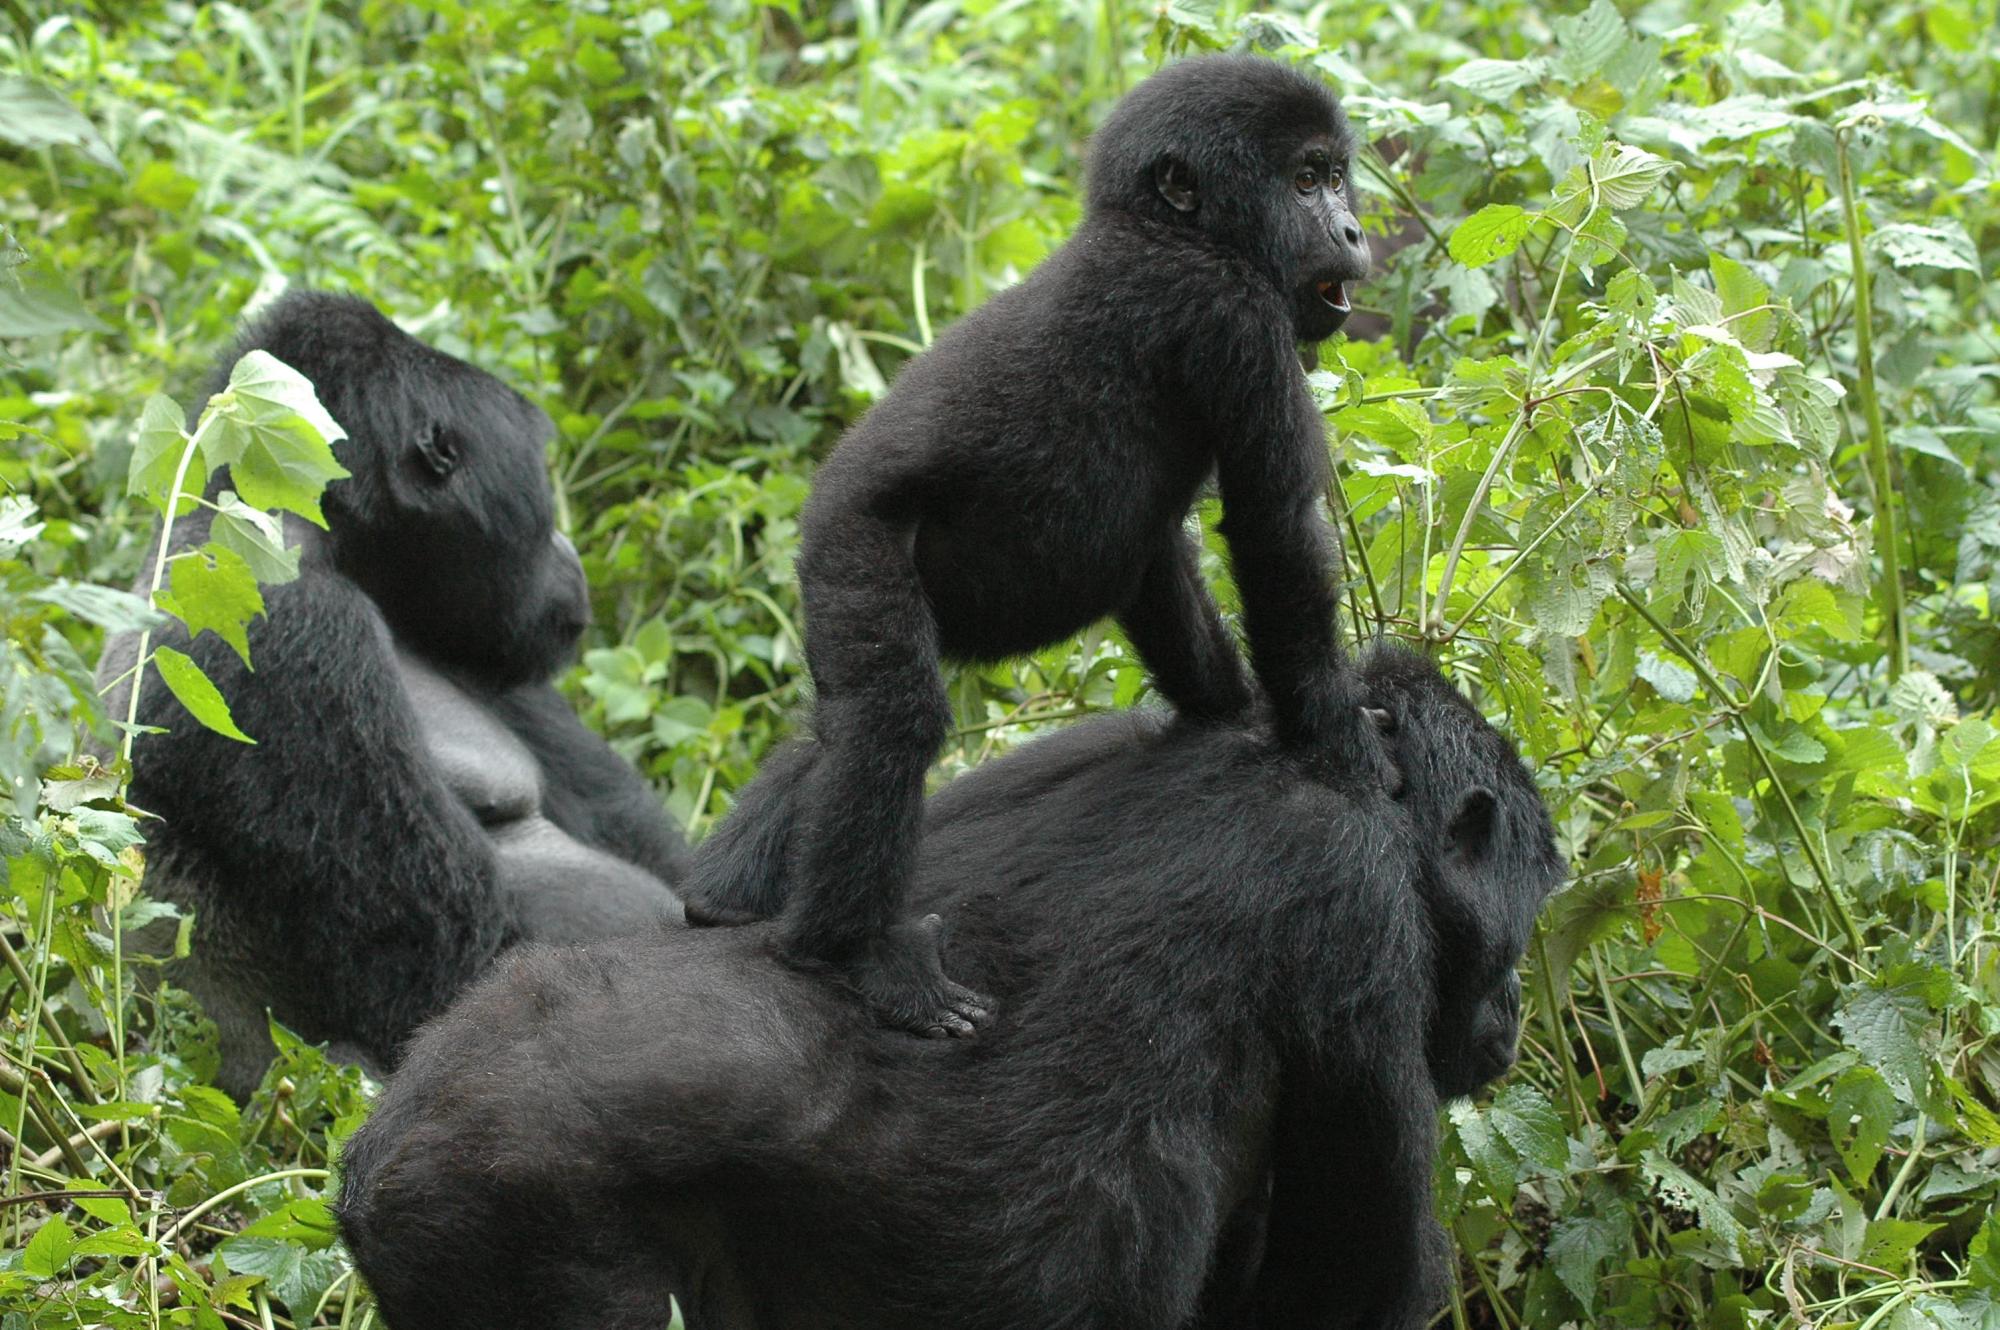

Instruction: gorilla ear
[1449,787,1497,860]
[415,422,460,480]
[1154,157,1198,213]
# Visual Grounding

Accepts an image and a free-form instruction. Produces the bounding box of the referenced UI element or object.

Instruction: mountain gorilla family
[102,292,685,1098]
[684,54,1383,1039]
[338,645,1564,1330]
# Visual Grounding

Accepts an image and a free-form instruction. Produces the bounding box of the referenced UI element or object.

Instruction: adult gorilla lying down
[339,647,1562,1330]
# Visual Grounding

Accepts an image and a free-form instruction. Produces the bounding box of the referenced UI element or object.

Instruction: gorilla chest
[392,653,543,823]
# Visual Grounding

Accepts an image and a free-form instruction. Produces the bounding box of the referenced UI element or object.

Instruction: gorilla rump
[684,54,1380,1040]
[338,646,1563,1330]
[100,292,685,1098]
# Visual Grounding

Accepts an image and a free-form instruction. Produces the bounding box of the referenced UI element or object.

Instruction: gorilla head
[1085,54,1372,341]
[214,291,587,686]
[1362,645,1566,1099]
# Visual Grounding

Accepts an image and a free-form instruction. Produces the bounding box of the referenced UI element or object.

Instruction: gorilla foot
[847,914,994,1039]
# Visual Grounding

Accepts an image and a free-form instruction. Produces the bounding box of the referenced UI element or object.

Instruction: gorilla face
[1361,645,1566,1102]
[247,296,589,687]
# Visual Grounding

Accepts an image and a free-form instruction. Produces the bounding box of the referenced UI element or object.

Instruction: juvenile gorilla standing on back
[101,292,685,1097]
[689,55,1378,1036]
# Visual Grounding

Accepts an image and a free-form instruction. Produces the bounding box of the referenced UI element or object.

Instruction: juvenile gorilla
[338,647,1563,1330]
[100,292,685,1098]
[687,54,1378,1037]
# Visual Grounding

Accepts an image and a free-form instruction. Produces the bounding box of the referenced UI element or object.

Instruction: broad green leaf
[1969,1207,2000,1291]
[203,351,350,525]
[0,76,120,170]
[28,581,162,634]
[1709,253,1774,353]
[1591,142,1674,211]
[1546,1210,1631,1312]
[129,393,203,514]
[1834,978,1938,1102]
[1447,205,1534,268]
[210,492,303,585]
[1641,1150,1748,1262]
[151,646,256,744]
[0,263,109,337]
[1551,0,1629,85]
[1832,1064,1896,1176]
[1870,222,1980,273]
[1441,57,1546,101]
[21,1213,75,1278]
[1490,1083,1568,1170]
[157,545,266,665]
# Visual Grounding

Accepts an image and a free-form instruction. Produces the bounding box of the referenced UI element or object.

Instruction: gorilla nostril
[1343,222,1364,249]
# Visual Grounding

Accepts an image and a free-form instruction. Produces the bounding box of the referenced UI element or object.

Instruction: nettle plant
[1272,1,1999,1322]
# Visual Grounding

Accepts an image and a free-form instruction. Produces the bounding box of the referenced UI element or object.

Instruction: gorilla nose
[1341,220,1365,252]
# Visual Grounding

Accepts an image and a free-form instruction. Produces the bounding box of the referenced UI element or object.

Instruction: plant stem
[1835,129,1907,680]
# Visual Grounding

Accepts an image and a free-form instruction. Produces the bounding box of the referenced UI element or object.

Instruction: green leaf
[203,351,350,525]
[210,493,303,585]
[0,76,120,171]
[1590,142,1674,211]
[1448,205,1535,269]
[1550,0,1629,85]
[151,647,256,744]
[1835,974,1941,1103]
[129,393,203,514]
[1709,253,1775,353]
[1827,1065,1897,1190]
[1870,221,1980,273]
[1859,1217,1942,1271]
[1441,57,1547,101]
[1546,1210,1631,1312]
[1640,1150,1748,1262]
[1968,1207,2000,1292]
[21,1213,75,1277]
[1490,1083,1569,1170]
[0,263,109,337]
[157,545,266,666]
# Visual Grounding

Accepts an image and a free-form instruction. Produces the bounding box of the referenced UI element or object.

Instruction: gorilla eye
[1327,167,1346,192]
[1294,167,1319,194]
[416,425,460,480]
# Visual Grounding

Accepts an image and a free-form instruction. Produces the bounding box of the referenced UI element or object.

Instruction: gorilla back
[101,291,684,1097]
[340,648,1563,1330]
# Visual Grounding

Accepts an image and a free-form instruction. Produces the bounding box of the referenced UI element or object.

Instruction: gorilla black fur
[100,291,685,1098]
[338,646,1563,1330]
[685,54,1379,1038]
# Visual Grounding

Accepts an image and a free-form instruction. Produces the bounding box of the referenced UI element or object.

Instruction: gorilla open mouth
[1317,281,1350,312]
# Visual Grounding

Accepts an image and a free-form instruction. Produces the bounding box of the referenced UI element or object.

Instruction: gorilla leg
[684,739,819,925]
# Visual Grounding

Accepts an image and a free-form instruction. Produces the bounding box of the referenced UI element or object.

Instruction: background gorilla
[100,291,685,1098]
[684,54,1380,1040]
[338,646,1563,1330]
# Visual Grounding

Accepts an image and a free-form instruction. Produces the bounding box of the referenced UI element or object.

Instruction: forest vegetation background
[2,0,1999,1325]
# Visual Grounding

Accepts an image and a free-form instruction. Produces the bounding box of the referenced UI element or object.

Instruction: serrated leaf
[204,351,350,525]
[1834,980,1937,1102]
[1547,1210,1630,1312]
[1441,57,1547,101]
[1551,0,1629,85]
[1870,222,1979,273]
[157,545,266,665]
[1636,652,1697,703]
[1591,142,1673,210]
[22,1213,75,1277]
[1827,1066,1897,1183]
[129,393,203,514]
[151,646,256,744]
[1489,1083,1568,1169]
[1448,205,1535,269]
[1641,1150,1748,1262]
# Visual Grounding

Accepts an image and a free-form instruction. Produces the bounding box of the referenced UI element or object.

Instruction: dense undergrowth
[2,0,1998,1325]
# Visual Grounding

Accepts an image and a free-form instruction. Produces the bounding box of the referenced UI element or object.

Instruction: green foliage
[2,0,1999,1325]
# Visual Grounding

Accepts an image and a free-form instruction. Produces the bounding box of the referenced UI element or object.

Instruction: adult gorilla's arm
[487,683,688,884]
[124,549,504,1067]
[1251,1060,1447,1330]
